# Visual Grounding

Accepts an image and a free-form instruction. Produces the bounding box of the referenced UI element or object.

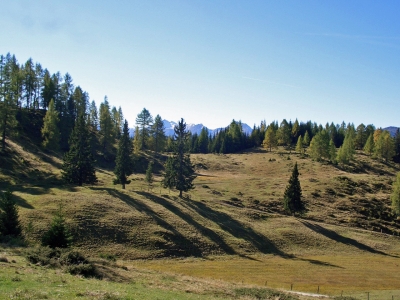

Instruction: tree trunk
[122,182,125,189]
[179,190,182,198]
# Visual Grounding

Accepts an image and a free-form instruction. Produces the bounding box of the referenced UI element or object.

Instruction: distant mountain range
[129,124,398,138]
[162,120,253,137]
[383,127,399,137]
[129,120,253,137]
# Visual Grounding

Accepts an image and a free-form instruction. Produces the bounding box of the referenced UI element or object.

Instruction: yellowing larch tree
[41,99,60,150]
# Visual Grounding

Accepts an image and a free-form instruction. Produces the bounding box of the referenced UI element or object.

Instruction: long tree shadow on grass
[93,187,204,257]
[136,191,237,256]
[138,191,288,258]
[300,220,396,257]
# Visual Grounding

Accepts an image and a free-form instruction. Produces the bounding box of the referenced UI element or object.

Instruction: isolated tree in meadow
[0,190,22,238]
[145,161,154,190]
[42,204,72,248]
[62,114,97,186]
[263,125,277,152]
[283,162,304,215]
[136,108,153,150]
[391,172,400,216]
[162,119,196,198]
[41,99,60,150]
[114,120,133,189]
[364,134,374,156]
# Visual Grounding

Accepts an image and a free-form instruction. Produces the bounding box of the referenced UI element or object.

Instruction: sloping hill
[1,137,400,260]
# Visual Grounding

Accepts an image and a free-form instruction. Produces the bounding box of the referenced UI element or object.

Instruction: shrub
[66,263,97,277]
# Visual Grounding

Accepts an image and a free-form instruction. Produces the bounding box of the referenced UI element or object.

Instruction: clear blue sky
[1,0,399,129]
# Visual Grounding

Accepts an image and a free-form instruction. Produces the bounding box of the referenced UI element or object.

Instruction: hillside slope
[1,138,400,260]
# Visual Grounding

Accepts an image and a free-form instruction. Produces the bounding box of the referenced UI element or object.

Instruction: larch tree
[364,134,374,156]
[262,125,277,152]
[136,108,153,150]
[329,139,337,163]
[295,135,304,155]
[303,131,310,147]
[99,96,114,154]
[162,118,196,198]
[391,172,400,216]
[145,161,154,190]
[133,126,140,155]
[114,120,134,189]
[62,113,97,186]
[283,162,304,215]
[41,99,60,150]
[374,130,395,162]
[308,130,330,161]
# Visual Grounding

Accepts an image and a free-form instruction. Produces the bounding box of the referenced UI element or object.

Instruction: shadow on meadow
[299,220,396,257]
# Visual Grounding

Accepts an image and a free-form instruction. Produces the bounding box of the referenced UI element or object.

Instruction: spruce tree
[41,98,60,150]
[42,204,72,248]
[62,113,97,186]
[114,120,133,189]
[0,190,22,238]
[283,162,304,215]
[150,114,166,154]
[162,118,196,198]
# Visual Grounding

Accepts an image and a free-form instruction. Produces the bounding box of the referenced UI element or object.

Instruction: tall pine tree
[283,162,304,215]
[162,118,196,198]
[114,120,133,189]
[62,113,97,186]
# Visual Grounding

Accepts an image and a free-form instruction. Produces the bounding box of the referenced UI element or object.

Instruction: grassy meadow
[1,137,400,299]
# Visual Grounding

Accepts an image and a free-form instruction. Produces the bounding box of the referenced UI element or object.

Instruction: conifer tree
[0,190,22,238]
[295,135,304,155]
[162,118,196,198]
[145,161,154,190]
[41,204,72,248]
[303,131,310,147]
[364,134,374,156]
[150,114,166,154]
[391,172,400,216]
[41,99,60,150]
[133,126,140,155]
[99,97,114,154]
[136,108,153,150]
[308,130,330,161]
[283,162,304,215]
[329,139,337,163]
[374,130,395,162]
[263,125,277,152]
[114,120,133,189]
[62,114,97,186]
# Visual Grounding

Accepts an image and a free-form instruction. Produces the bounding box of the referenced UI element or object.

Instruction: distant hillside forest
[1,53,400,164]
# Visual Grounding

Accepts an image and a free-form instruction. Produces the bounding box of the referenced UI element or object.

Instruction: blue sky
[1,0,399,129]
